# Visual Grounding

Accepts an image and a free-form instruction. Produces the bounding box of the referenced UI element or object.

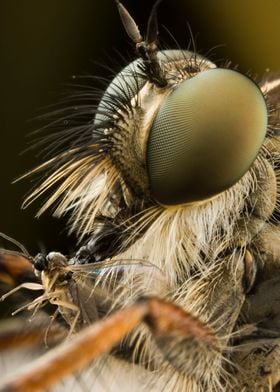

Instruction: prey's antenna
[116,0,167,87]
[0,232,30,257]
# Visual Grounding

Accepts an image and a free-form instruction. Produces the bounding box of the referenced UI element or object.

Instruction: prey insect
[1,0,280,391]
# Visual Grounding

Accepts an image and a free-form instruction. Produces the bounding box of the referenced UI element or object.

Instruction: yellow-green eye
[147,69,267,205]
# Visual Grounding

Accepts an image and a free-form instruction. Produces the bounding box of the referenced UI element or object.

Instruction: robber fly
[1,0,280,391]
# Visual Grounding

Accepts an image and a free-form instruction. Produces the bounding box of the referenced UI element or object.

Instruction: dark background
[1,0,280,254]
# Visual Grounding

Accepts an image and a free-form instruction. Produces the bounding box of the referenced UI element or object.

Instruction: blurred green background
[1,0,280,254]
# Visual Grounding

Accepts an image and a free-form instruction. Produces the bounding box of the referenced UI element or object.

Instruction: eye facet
[147,68,268,205]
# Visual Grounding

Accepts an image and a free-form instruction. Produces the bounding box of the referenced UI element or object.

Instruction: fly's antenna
[116,0,142,44]
[116,0,167,87]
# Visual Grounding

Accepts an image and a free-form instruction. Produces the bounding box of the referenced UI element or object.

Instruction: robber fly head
[101,1,267,207]
[22,1,268,240]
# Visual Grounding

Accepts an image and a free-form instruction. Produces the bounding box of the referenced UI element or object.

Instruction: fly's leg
[0,283,43,301]
[0,249,256,392]
[143,249,257,390]
[0,297,216,392]
[0,318,65,353]
[49,298,80,338]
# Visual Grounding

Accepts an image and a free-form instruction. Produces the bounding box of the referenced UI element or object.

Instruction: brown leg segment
[0,298,215,392]
[0,319,65,352]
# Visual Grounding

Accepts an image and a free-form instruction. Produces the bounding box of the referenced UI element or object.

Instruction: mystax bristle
[147,69,267,205]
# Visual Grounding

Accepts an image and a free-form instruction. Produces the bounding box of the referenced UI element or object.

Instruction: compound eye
[147,69,267,205]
